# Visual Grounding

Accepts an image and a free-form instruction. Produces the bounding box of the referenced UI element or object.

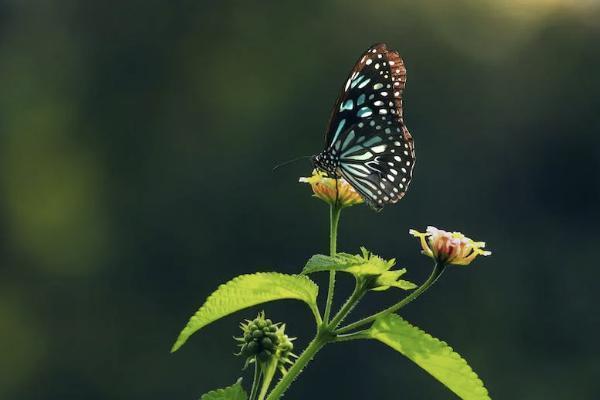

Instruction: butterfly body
[313,43,415,211]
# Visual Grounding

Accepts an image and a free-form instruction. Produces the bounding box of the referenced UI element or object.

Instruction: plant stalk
[323,204,342,323]
[249,361,261,400]
[333,329,371,343]
[258,358,278,400]
[264,333,330,400]
[337,262,446,334]
[328,281,366,329]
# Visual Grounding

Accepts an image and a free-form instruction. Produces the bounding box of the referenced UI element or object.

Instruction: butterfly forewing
[324,43,407,148]
[315,43,415,211]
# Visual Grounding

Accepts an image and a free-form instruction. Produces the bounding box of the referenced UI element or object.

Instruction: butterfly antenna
[272,155,313,172]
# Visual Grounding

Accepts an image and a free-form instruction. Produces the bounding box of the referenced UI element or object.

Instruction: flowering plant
[172,170,492,400]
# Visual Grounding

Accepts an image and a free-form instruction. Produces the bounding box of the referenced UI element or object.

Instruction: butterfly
[312,43,415,211]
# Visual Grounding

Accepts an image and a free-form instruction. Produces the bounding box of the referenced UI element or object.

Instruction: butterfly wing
[318,43,415,211]
[335,115,414,210]
[324,43,408,148]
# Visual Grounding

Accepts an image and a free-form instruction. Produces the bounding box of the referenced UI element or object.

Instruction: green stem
[328,281,366,329]
[258,358,278,400]
[265,333,330,400]
[333,329,370,343]
[310,305,323,326]
[337,262,446,334]
[329,204,341,256]
[323,204,342,323]
[249,361,261,400]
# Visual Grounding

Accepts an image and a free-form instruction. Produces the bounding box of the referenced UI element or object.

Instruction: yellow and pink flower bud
[299,170,364,208]
[409,226,491,266]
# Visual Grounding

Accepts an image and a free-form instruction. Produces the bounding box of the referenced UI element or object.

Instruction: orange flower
[299,170,363,208]
[409,226,491,266]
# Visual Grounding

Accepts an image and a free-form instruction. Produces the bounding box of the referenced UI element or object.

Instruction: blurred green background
[1,0,599,399]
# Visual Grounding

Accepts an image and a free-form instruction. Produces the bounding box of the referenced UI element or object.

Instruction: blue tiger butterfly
[312,43,415,211]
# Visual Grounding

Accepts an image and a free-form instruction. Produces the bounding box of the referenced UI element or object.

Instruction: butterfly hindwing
[335,115,414,210]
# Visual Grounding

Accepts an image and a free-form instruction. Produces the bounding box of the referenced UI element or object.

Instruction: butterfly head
[312,151,339,177]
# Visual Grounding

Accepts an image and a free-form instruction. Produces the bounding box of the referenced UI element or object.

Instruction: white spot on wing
[358,78,371,89]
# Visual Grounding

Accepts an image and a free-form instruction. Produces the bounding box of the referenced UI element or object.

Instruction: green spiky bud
[261,337,274,351]
[236,312,281,365]
[235,311,298,377]
[252,329,264,339]
[257,349,272,362]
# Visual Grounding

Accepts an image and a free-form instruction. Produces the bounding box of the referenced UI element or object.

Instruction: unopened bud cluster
[276,332,295,369]
[236,312,296,371]
[238,314,280,362]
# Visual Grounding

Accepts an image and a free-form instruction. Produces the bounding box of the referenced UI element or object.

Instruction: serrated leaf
[368,314,490,400]
[390,280,418,290]
[371,269,417,291]
[200,379,247,400]
[371,280,417,291]
[302,251,391,277]
[302,253,362,275]
[303,250,415,293]
[172,273,318,352]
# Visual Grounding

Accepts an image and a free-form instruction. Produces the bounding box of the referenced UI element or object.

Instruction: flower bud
[252,329,264,339]
[409,226,491,266]
[257,349,272,362]
[274,325,297,374]
[261,337,274,350]
[299,170,363,208]
[235,312,297,374]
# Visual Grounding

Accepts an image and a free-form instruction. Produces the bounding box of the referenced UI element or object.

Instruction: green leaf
[303,249,415,292]
[172,273,319,352]
[390,280,418,290]
[368,314,490,400]
[302,253,362,274]
[302,248,392,277]
[371,269,417,291]
[200,379,247,400]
